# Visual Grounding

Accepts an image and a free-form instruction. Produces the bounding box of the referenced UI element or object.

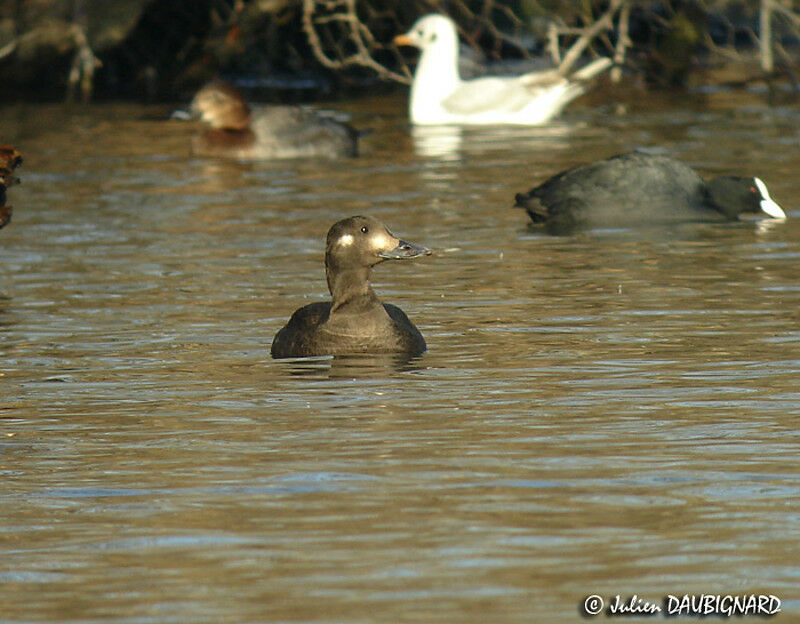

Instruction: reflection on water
[1,94,800,622]
[754,216,787,235]
[412,124,464,159]
[411,121,578,160]
[278,352,427,379]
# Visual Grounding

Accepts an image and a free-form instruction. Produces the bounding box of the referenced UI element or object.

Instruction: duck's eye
[417,29,423,36]
[431,33,437,42]
[360,226,369,234]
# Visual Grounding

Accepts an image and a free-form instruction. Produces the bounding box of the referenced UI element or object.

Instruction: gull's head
[393,14,459,53]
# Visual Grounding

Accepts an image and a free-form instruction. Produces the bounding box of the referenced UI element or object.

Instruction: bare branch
[760,0,774,72]
[66,24,101,103]
[611,1,631,82]
[557,0,625,75]
[301,0,411,83]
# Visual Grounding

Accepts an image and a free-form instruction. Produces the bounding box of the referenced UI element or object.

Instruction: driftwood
[0,146,22,230]
[1,1,799,98]
[0,22,100,102]
[0,0,146,101]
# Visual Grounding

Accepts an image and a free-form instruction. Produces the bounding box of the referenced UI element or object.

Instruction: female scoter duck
[393,13,612,125]
[271,216,431,359]
[187,81,359,160]
[514,151,786,234]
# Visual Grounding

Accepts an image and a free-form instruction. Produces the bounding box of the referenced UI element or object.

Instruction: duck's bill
[379,239,432,260]
[754,177,787,219]
[170,108,193,121]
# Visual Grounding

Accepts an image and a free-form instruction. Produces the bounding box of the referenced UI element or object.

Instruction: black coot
[515,151,786,234]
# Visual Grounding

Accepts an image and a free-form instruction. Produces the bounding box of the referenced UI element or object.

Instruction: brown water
[1,92,799,623]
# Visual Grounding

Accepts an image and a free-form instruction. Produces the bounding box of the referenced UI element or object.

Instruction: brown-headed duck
[271,216,431,358]
[187,81,359,160]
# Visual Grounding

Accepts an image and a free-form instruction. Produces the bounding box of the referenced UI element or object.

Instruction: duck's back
[517,152,711,232]
[270,302,332,358]
[250,107,358,160]
[271,300,425,358]
[382,303,426,355]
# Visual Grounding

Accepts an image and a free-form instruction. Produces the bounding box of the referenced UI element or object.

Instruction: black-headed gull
[394,14,612,125]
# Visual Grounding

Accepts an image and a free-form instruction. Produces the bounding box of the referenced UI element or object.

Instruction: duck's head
[189,81,251,131]
[393,14,459,54]
[325,216,431,273]
[706,176,786,220]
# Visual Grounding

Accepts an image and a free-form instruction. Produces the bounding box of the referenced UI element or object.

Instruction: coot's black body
[514,152,786,234]
[271,216,431,359]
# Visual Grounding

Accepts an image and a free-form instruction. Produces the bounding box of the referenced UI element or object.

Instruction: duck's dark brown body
[271,298,425,358]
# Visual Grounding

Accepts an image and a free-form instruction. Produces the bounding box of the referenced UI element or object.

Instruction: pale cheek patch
[338,234,354,247]
[370,233,395,252]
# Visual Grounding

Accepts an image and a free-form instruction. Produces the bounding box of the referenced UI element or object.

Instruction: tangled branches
[300,0,800,89]
[2,0,799,99]
[301,0,414,83]
[301,0,624,83]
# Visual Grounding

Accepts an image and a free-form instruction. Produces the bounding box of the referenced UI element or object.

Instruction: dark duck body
[188,81,359,161]
[0,146,22,230]
[514,151,786,234]
[271,216,431,359]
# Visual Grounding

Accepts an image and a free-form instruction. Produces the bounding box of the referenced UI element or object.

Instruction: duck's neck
[326,264,377,312]
[220,107,252,132]
[411,38,461,118]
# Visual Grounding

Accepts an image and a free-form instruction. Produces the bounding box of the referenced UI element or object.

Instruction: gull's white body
[396,14,611,126]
